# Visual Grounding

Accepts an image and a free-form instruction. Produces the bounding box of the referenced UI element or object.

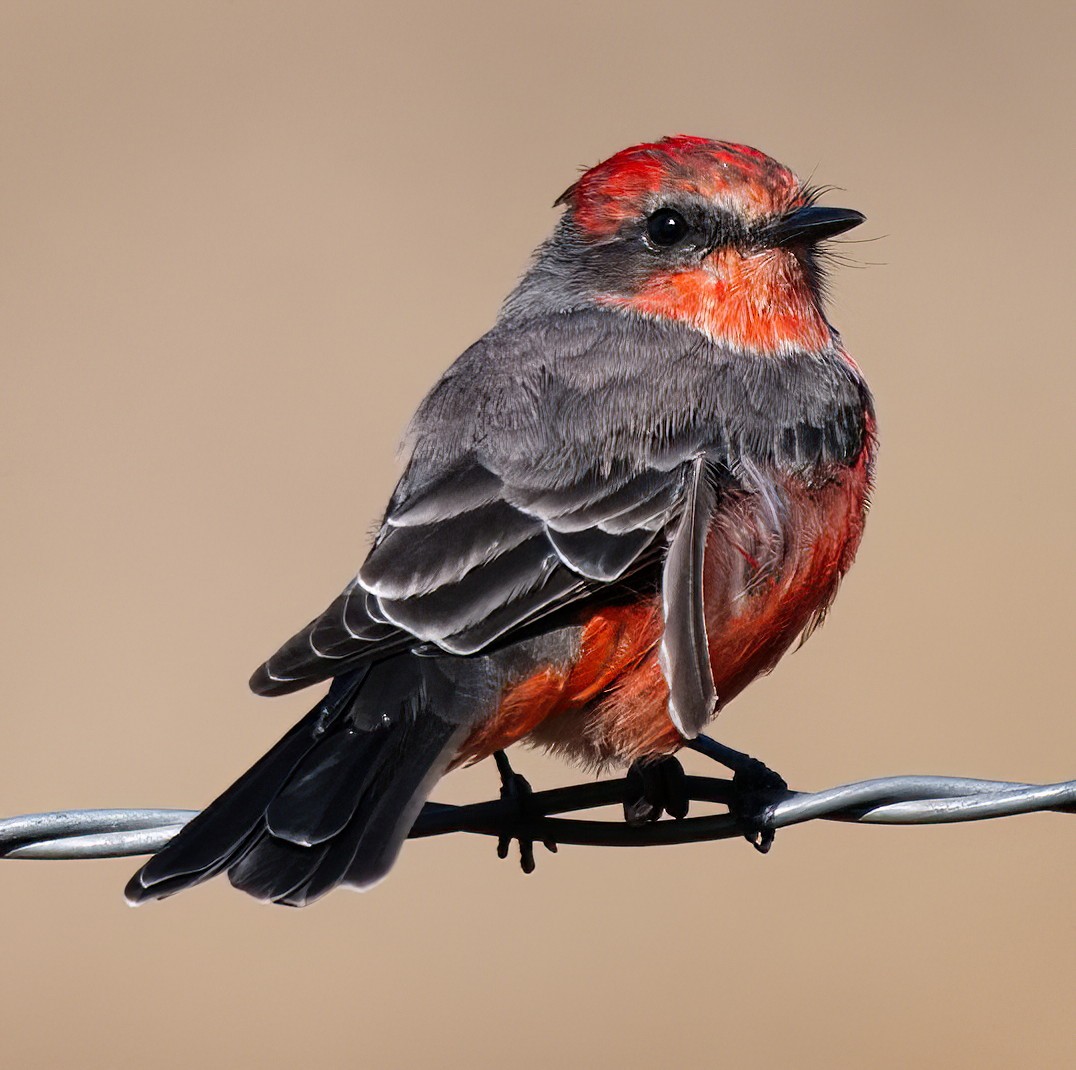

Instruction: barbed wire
[1,772,1072,862]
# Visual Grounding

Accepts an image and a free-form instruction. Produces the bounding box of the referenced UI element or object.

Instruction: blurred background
[2,2,1073,1067]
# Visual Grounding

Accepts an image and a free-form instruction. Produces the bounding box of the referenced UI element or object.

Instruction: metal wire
[1,773,1072,861]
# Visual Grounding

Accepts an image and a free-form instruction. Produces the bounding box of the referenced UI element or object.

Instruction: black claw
[493,750,553,873]
[623,755,690,826]
[729,757,787,853]
[688,735,787,853]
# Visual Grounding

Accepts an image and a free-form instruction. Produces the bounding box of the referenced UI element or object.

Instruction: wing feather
[658,456,718,738]
[360,500,540,600]
[250,460,683,695]
[385,463,502,527]
[546,527,656,582]
[249,308,870,700]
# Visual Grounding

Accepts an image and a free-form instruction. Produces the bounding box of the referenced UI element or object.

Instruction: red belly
[457,451,872,769]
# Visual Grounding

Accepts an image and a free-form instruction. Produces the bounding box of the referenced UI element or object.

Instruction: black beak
[769,205,865,246]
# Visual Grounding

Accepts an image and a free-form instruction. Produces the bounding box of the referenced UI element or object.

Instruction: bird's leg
[493,750,556,874]
[687,735,788,853]
[622,754,690,826]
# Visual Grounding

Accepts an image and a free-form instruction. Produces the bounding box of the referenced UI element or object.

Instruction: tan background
[2,2,1073,1067]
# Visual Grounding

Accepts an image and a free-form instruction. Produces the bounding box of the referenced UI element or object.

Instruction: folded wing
[250,456,691,695]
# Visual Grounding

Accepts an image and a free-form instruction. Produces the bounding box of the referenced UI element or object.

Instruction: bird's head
[503,135,864,356]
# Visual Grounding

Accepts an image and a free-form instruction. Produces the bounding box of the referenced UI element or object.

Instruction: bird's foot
[623,755,690,827]
[729,757,787,854]
[493,750,556,874]
[687,735,787,853]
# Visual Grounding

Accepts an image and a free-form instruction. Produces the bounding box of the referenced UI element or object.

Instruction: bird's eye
[645,208,689,248]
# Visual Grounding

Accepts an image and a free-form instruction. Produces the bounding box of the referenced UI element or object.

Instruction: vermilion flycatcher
[127,136,875,906]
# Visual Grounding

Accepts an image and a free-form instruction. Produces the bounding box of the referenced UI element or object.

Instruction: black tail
[125,658,467,907]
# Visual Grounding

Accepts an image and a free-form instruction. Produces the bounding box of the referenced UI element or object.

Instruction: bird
[126,135,876,907]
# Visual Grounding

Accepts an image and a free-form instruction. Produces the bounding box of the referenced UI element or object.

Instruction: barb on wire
[1,772,1072,862]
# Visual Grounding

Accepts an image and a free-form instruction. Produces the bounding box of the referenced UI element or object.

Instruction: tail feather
[230,711,462,906]
[264,721,397,846]
[227,833,329,904]
[340,709,464,892]
[123,706,329,900]
[125,659,468,906]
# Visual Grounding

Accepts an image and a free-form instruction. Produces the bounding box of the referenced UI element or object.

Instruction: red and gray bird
[127,135,875,906]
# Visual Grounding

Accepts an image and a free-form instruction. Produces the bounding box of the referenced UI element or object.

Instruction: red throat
[560,136,831,354]
[602,247,831,354]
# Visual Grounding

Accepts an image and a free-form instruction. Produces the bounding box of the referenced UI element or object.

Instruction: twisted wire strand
[1,773,1072,860]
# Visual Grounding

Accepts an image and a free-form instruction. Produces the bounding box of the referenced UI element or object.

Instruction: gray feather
[249,307,871,698]
[375,537,561,642]
[546,526,656,582]
[360,500,540,600]
[385,462,502,527]
[659,456,718,738]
